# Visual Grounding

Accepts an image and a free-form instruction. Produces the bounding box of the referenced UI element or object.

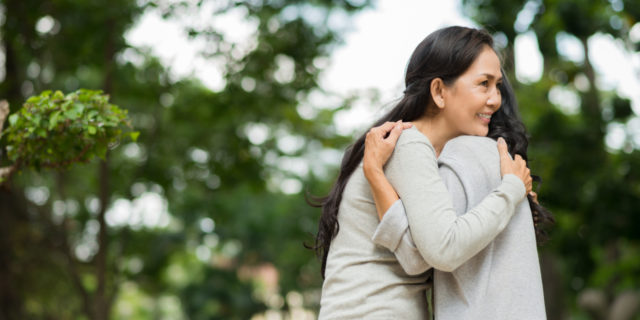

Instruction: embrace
[310,26,554,319]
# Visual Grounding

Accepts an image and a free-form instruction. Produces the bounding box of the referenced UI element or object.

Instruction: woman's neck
[413,116,457,158]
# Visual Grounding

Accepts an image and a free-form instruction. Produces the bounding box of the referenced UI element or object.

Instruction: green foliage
[1,89,136,171]
[0,0,368,319]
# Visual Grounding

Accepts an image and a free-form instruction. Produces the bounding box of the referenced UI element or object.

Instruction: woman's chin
[463,128,489,137]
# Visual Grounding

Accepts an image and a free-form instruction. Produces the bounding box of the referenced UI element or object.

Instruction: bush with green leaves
[0,89,137,179]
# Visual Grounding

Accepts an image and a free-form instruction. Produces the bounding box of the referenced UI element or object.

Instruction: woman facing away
[311,26,553,319]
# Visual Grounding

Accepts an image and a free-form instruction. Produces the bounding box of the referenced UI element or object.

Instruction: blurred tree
[462,0,640,318]
[0,0,371,318]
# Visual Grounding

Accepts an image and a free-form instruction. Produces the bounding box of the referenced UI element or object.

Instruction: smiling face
[437,45,503,137]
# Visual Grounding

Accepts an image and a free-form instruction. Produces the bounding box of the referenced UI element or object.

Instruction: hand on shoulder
[496,137,532,196]
[363,120,413,177]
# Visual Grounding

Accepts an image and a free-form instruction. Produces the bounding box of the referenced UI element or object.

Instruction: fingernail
[498,137,506,145]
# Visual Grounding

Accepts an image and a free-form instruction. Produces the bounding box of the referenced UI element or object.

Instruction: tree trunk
[94,14,117,320]
[0,187,24,320]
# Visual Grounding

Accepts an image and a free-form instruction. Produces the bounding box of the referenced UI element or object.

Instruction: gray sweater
[319,128,527,319]
[374,134,546,319]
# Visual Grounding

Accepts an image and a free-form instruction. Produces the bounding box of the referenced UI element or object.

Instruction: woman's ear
[430,78,446,110]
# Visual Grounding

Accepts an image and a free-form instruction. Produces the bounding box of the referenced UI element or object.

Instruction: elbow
[398,257,431,276]
[430,260,460,272]
[424,249,465,272]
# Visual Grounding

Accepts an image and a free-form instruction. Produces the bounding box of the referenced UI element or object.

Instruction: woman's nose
[487,87,501,109]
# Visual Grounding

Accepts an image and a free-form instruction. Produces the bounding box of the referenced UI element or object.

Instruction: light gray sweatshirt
[319,127,527,319]
[373,134,547,319]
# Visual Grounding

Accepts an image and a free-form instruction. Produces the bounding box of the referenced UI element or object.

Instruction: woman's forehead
[466,47,502,77]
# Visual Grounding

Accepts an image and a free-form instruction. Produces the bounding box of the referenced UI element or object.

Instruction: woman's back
[319,160,431,319]
[434,136,545,319]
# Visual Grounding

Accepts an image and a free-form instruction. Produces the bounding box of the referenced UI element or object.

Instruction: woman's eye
[480,80,489,87]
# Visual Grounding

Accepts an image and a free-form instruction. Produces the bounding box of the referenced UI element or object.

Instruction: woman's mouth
[477,113,491,124]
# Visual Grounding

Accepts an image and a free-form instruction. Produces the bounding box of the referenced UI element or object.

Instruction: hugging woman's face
[437,45,503,137]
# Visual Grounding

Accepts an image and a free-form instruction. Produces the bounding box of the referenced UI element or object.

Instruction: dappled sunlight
[105,192,171,229]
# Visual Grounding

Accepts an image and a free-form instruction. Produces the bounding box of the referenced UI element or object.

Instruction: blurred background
[0,0,639,319]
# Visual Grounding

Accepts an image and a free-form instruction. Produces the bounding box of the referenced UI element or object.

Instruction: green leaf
[130,131,140,142]
[88,125,97,135]
[76,103,86,113]
[8,114,18,126]
[53,90,64,100]
[49,111,61,130]
[61,100,72,111]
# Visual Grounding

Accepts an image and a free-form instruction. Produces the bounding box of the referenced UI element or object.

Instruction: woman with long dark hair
[364,74,553,318]
[311,26,552,318]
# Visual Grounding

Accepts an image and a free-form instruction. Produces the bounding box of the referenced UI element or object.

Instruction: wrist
[363,162,384,180]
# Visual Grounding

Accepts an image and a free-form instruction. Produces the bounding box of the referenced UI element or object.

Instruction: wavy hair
[308,26,553,278]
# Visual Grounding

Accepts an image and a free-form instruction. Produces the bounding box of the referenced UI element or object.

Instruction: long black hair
[488,72,555,243]
[309,26,553,278]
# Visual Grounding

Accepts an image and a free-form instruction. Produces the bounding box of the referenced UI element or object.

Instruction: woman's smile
[477,112,492,124]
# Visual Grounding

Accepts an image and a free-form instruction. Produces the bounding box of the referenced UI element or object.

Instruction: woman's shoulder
[388,127,437,164]
[396,126,434,148]
[442,136,497,156]
[439,136,500,168]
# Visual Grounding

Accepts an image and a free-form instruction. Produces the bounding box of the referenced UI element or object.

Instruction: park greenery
[0,90,137,183]
[0,0,638,319]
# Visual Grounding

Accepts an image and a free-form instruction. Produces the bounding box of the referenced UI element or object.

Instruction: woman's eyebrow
[478,73,503,82]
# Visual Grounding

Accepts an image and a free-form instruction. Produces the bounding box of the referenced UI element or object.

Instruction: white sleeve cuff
[395,229,432,275]
[372,199,409,251]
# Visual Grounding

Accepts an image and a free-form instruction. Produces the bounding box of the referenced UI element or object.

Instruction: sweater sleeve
[371,159,468,275]
[371,199,431,275]
[379,140,525,272]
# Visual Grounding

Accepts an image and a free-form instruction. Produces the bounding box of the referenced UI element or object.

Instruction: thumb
[386,124,404,144]
[497,137,512,162]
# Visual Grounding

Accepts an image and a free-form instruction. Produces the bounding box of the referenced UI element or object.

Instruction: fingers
[525,175,533,194]
[497,137,512,163]
[386,122,404,144]
[497,138,533,197]
[514,154,523,163]
[377,121,398,133]
[370,120,411,139]
[529,191,539,204]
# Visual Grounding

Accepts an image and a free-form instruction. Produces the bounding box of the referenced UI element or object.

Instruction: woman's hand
[497,137,533,196]
[363,120,413,220]
[529,191,539,204]
[363,120,413,177]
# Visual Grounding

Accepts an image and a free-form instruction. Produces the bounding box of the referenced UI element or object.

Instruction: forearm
[364,167,399,220]
[385,141,526,272]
